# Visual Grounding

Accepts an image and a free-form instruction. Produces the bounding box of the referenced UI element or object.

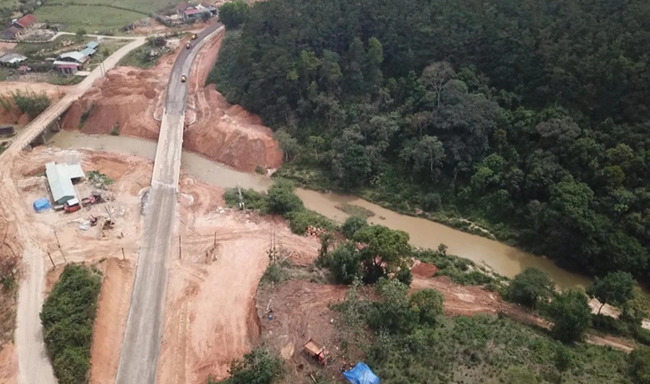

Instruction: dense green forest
[210,0,650,280]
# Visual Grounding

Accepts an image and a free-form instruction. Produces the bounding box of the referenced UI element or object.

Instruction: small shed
[53,62,79,75]
[86,41,99,50]
[45,162,85,205]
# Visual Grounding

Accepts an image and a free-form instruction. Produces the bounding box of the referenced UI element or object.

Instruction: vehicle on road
[63,198,81,213]
[186,42,192,49]
[181,75,187,82]
[192,33,197,40]
[303,338,329,365]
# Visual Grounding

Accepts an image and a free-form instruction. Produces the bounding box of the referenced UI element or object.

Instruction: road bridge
[115,23,224,384]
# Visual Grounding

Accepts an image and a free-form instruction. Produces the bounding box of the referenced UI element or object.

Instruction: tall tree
[586,271,636,314]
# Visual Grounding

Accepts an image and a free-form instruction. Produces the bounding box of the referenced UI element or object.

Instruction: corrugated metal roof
[58,51,88,63]
[80,47,96,56]
[185,8,203,15]
[86,41,99,49]
[0,53,27,63]
[45,162,84,204]
[53,61,79,68]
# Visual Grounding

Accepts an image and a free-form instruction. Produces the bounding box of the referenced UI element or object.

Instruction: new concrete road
[3,37,146,159]
[115,23,223,384]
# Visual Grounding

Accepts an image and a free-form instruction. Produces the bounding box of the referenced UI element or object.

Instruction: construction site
[0,15,644,384]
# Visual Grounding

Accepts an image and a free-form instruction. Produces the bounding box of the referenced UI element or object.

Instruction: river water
[49,131,591,288]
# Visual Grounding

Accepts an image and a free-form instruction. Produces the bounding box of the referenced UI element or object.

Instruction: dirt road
[115,24,224,384]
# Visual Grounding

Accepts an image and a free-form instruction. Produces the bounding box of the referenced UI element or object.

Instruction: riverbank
[48,130,592,288]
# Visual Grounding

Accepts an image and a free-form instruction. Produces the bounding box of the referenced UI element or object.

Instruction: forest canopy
[210,0,650,280]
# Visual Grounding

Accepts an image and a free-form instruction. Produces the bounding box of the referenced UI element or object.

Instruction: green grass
[52,0,176,14]
[335,203,375,218]
[34,5,145,33]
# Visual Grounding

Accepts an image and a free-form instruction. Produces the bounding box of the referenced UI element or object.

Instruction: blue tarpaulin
[343,362,380,384]
[33,197,52,212]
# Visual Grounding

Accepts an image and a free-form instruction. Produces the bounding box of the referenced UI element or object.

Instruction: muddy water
[50,131,591,288]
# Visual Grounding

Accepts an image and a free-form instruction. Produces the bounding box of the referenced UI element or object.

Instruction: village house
[0,53,27,67]
[54,51,89,75]
[2,14,37,40]
[1,26,21,40]
[176,2,217,22]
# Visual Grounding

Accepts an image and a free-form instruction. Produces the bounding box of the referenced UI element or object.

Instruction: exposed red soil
[60,28,283,173]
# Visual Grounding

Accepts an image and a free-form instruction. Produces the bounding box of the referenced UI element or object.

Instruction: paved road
[115,22,223,384]
[3,37,146,158]
[0,37,146,384]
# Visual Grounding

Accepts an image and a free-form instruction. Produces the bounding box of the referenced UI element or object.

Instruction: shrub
[223,347,284,384]
[508,268,555,309]
[261,262,287,284]
[12,90,51,119]
[329,242,361,284]
[547,289,591,343]
[224,188,267,210]
[341,215,368,238]
[266,179,303,215]
[368,278,418,334]
[410,289,444,326]
[629,347,650,384]
[40,265,102,384]
[285,209,333,235]
[422,193,442,212]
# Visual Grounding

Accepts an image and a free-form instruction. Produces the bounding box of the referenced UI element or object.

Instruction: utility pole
[54,230,66,263]
[121,247,126,260]
[47,252,55,268]
[179,235,182,259]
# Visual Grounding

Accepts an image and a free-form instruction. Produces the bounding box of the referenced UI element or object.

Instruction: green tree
[548,289,591,343]
[353,225,411,283]
[368,278,417,334]
[410,289,444,326]
[507,268,554,309]
[224,347,284,384]
[587,271,636,314]
[266,180,304,215]
[330,242,362,284]
[75,28,86,38]
[620,287,650,326]
[274,129,300,161]
[341,215,368,238]
[218,0,250,29]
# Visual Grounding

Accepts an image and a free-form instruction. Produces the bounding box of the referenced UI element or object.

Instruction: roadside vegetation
[0,249,19,349]
[119,35,172,69]
[210,347,284,384]
[40,264,102,384]
[3,91,52,119]
[211,0,650,285]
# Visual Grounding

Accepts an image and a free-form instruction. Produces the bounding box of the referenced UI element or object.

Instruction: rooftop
[80,47,96,56]
[45,162,85,204]
[15,14,36,28]
[185,8,203,15]
[86,41,99,49]
[58,51,88,63]
[2,26,21,38]
[177,2,191,11]
[0,53,28,63]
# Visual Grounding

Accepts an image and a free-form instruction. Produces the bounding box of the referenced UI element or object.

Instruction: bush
[285,209,334,235]
[12,90,51,119]
[330,242,361,284]
[40,265,101,384]
[341,215,368,238]
[261,262,287,284]
[219,0,250,29]
[224,188,267,210]
[629,347,650,384]
[422,193,442,212]
[508,268,555,309]
[223,347,284,384]
[368,278,418,334]
[410,289,444,326]
[547,289,591,343]
[266,179,304,215]
[587,271,636,314]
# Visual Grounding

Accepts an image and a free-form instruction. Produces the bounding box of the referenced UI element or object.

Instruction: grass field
[47,0,176,14]
[34,5,145,33]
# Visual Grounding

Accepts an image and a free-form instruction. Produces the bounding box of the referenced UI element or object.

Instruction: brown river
[49,131,591,288]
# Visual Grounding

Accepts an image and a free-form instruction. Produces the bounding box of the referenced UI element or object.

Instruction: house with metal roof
[86,41,99,50]
[1,26,21,40]
[13,14,36,29]
[45,162,85,205]
[58,51,89,64]
[0,53,27,66]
